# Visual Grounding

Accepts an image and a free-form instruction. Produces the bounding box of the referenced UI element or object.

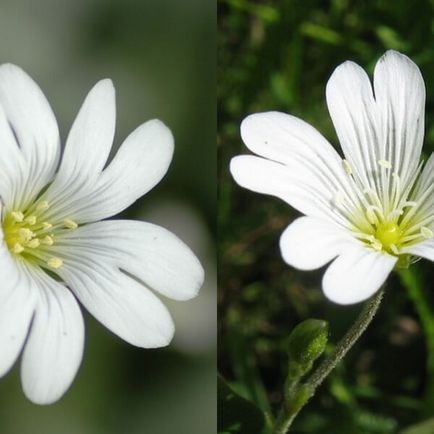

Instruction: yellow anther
[64,219,78,229]
[36,201,49,211]
[421,227,433,239]
[27,238,40,248]
[18,228,34,242]
[47,257,63,269]
[11,211,24,222]
[41,235,54,246]
[25,216,37,225]
[42,222,53,230]
[378,159,392,169]
[342,159,352,175]
[12,243,24,254]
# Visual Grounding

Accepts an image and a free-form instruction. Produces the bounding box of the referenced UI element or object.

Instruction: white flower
[0,65,204,404]
[230,50,433,305]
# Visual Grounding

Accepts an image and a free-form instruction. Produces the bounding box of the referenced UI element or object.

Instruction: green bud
[287,319,329,378]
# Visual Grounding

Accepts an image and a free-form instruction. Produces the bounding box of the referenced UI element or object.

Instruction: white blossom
[231,51,433,305]
[0,64,204,404]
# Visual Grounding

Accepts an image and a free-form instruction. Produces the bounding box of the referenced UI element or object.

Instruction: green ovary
[375,222,402,251]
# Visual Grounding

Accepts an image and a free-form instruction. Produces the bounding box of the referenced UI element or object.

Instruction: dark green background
[219,1,434,433]
[0,0,216,433]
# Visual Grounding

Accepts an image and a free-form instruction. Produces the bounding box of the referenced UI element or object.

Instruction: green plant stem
[398,268,434,415]
[273,287,385,434]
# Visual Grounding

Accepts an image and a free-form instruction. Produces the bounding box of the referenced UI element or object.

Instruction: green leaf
[218,375,270,434]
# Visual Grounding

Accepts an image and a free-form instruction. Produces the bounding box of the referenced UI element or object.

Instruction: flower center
[2,200,77,269]
[335,159,434,257]
[375,222,401,250]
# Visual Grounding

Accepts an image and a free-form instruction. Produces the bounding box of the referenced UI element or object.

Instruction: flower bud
[287,319,329,379]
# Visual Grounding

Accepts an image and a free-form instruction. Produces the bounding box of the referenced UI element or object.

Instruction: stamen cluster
[333,159,433,256]
[3,200,78,269]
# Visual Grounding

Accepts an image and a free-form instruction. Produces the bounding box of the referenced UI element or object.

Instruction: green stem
[273,287,385,434]
[398,268,434,415]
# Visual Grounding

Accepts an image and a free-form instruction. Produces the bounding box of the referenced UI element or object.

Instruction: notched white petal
[20,266,84,405]
[279,217,350,270]
[0,247,36,377]
[57,259,175,349]
[55,220,204,301]
[322,245,396,305]
[0,63,60,209]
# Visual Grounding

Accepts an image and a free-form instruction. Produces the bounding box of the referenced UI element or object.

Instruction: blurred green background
[0,0,216,433]
[219,1,434,433]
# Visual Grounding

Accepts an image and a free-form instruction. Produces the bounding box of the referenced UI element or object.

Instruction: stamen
[24,216,37,225]
[41,235,54,246]
[403,201,417,208]
[390,244,399,255]
[12,243,24,254]
[64,219,78,229]
[42,222,53,230]
[11,211,24,222]
[334,191,345,207]
[18,228,34,243]
[47,257,63,269]
[342,159,352,175]
[366,206,380,225]
[371,238,382,251]
[421,227,433,239]
[27,238,40,248]
[36,201,50,211]
[378,159,392,169]
[388,209,404,219]
[354,233,375,243]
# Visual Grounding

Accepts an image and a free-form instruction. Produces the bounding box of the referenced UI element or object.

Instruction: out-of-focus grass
[218,0,434,432]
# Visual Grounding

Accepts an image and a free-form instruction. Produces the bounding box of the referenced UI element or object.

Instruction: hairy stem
[398,268,434,415]
[273,287,385,434]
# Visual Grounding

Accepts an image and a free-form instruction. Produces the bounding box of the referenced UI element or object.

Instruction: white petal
[234,112,363,226]
[279,217,352,270]
[56,257,174,348]
[230,155,350,225]
[54,220,204,300]
[323,245,397,305]
[0,104,27,208]
[413,152,434,198]
[0,64,60,209]
[403,240,434,261]
[42,119,173,224]
[41,79,116,215]
[20,266,84,405]
[326,60,379,187]
[373,50,425,188]
[240,111,341,167]
[326,51,425,193]
[0,245,36,377]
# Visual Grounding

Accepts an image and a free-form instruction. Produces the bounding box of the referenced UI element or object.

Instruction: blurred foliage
[218,0,434,432]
